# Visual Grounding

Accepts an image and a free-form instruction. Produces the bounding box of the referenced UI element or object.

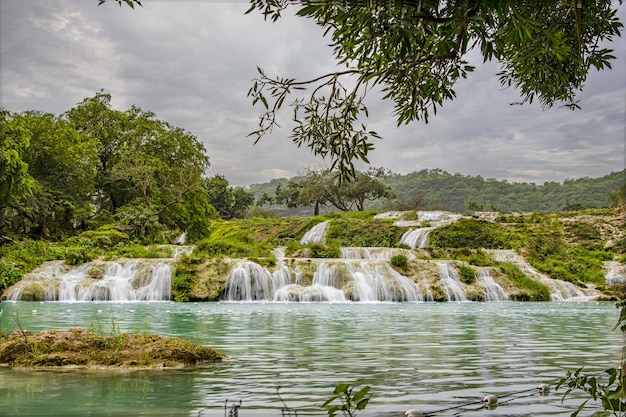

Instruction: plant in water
[557,300,626,416]
[322,380,371,417]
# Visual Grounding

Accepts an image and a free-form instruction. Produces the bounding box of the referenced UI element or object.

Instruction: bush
[77,228,129,248]
[390,253,408,267]
[429,218,511,249]
[499,262,551,301]
[307,243,341,258]
[172,272,193,302]
[458,264,476,284]
[0,261,23,293]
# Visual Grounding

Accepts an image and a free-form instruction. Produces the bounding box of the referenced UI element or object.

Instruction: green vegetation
[498,262,551,301]
[1,92,215,243]
[458,264,476,285]
[0,326,224,368]
[390,253,408,268]
[429,218,512,249]
[322,380,371,417]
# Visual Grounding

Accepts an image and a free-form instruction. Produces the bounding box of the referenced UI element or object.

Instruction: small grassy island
[0,328,224,369]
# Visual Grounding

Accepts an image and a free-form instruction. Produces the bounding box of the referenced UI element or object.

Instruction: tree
[14,111,99,237]
[205,174,255,219]
[0,111,34,212]
[245,0,623,180]
[273,166,393,214]
[0,110,35,236]
[66,92,213,241]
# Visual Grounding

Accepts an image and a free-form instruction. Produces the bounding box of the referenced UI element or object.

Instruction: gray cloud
[1,0,624,186]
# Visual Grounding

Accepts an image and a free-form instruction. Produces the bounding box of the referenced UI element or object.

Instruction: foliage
[326,218,400,247]
[458,264,476,284]
[390,253,408,268]
[498,262,551,301]
[557,301,626,416]
[1,92,214,242]
[306,243,341,259]
[0,110,35,227]
[205,174,255,220]
[75,228,130,248]
[271,167,393,214]
[251,169,626,214]
[322,380,371,417]
[246,1,622,179]
[172,271,194,302]
[429,218,511,249]
[0,260,23,295]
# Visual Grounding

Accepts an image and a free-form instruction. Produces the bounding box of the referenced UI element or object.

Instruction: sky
[1,0,625,187]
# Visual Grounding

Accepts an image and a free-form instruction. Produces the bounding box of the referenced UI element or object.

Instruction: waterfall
[400,227,433,249]
[421,272,434,302]
[4,260,172,302]
[385,265,424,302]
[224,261,280,301]
[605,261,626,284]
[489,250,595,301]
[436,262,467,302]
[224,259,423,302]
[300,221,329,245]
[341,248,372,259]
[476,269,509,301]
[4,261,66,301]
[340,247,416,260]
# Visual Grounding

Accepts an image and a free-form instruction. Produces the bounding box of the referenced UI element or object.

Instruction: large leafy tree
[0,111,35,236]
[14,112,99,237]
[66,92,213,240]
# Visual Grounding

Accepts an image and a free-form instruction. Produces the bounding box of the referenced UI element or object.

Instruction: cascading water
[340,247,416,260]
[4,260,172,302]
[488,250,596,301]
[400,227,433,249]
[606,261,626,285]
[436,262,467,302]
[224,259,423,302]
[476,268,509,301]
[300,221,329,245]
[224,261,288,301]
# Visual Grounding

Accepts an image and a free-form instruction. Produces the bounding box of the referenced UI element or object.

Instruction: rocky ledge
[0,328,224,369]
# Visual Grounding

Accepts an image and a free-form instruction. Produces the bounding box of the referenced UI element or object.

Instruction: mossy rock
[18,283,46,301]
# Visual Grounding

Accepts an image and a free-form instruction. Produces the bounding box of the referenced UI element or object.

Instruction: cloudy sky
[1,1,625,186]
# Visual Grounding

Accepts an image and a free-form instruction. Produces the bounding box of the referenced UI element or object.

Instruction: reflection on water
[0,301,621,416]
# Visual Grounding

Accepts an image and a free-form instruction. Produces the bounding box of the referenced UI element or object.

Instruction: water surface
[0,301,621,416]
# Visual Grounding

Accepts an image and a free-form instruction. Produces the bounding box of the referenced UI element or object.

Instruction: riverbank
[0,327,224,369]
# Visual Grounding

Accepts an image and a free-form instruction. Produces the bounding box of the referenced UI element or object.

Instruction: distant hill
[248,169,625,214]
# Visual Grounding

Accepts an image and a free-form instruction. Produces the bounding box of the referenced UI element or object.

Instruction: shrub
[308,243,341,258]
[499,262,551,301]
[390,253,408,267]
[172,272,193,302]
[458,264,476,284]
[77,228,129,248]
[0,261,23,293]
[429,218,511,249]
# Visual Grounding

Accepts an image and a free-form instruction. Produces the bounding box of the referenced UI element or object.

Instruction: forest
[249,169,625,215]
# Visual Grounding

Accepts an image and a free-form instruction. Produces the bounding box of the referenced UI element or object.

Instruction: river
[0,301,622,416]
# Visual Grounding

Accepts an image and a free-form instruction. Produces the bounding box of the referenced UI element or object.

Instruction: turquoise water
[0,301,622,416]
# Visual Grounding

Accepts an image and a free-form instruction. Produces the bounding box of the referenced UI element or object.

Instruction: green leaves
[248,0,623,176]
[322,380,371,417]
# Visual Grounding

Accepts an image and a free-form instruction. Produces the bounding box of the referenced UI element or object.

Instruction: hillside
[248,169,625,214]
